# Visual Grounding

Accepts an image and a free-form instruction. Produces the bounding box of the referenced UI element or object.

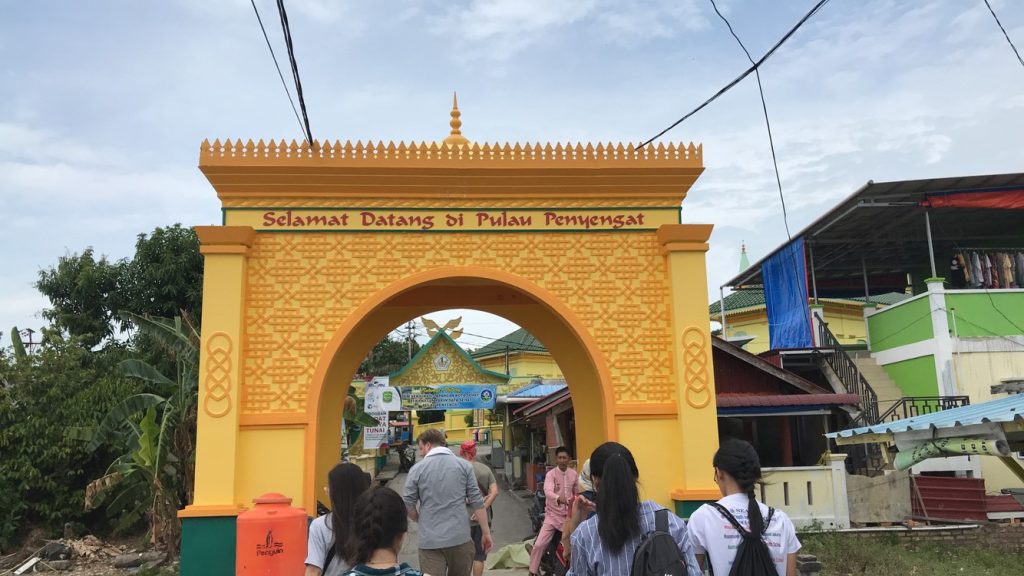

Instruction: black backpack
[630,508,686,576]
[707,502,776,576]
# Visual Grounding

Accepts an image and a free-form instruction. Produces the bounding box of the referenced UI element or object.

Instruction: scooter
[539,529,569,576]
[530,490,569,576]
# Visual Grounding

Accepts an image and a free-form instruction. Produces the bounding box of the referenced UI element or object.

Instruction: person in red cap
[460,440,498,576]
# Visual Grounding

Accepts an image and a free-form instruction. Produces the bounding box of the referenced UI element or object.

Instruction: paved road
[387,459,534,575]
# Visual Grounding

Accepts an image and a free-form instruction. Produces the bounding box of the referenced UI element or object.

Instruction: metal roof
[708,289,908,315]
[472,328,548,358]
[725,172,1024,296]
[514,386,572,418]
[826,393,1024,439]
[508,380,567,399]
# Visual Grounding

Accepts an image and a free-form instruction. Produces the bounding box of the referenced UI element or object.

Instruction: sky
[2,0,1023,347]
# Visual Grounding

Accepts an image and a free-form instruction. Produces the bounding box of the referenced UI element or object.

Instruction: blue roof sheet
[826,393,1024,439]
[508,380,567,398]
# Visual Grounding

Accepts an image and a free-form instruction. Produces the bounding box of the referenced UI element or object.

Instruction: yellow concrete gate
[179,103,721,574]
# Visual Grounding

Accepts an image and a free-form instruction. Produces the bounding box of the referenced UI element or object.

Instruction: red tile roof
[716,393,860,408]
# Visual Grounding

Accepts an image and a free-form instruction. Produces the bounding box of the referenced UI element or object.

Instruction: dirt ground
[0,533,176,575]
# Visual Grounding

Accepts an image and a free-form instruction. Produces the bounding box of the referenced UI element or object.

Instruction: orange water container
[236,493,307,575]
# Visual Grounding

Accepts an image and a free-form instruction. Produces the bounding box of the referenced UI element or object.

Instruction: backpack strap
[655,508,669,533]
[324,545,335,572]
[765,507,776,527]
[707,502,749,536]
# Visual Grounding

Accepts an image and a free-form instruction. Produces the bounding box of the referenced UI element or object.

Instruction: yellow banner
[225,208,677,232]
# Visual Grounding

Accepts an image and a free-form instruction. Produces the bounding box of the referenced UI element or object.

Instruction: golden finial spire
[443,92,469,146]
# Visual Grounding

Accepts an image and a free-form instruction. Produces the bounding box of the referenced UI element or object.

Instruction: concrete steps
[854,356,904,416]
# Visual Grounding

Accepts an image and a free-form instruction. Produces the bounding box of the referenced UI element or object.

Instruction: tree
[80,314,199,551]
[34,225,203,350]
[120,225,203,325]
[35,249,122,348]
[358,335,420,377]
[0,335,140,550]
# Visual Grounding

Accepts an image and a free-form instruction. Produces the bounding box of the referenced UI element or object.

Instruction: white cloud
[431,0,707,60]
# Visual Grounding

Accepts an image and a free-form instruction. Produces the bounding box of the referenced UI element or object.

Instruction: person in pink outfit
[529,446,578,576]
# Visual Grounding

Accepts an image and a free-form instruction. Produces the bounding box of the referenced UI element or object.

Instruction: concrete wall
[846,471,912,524]
[761,454,850,529]
[721,305,868,355]
[951,346,1024,493]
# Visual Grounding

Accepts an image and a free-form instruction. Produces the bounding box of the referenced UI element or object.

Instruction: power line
[708,0,792,239]
[275,0,314,144]
[248,0,306,139]
[983,0,1024,69]
[640,0,832,148]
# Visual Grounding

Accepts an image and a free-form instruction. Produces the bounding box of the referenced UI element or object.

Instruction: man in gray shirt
[404,429,492,576]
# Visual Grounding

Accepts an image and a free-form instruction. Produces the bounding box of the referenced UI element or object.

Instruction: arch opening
[303,267,613,513]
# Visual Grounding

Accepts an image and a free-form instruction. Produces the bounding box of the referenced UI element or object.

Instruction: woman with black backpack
[687,440,800,576]
[566,442,702,576]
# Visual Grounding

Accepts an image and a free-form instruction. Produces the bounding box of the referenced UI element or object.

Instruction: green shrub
[0,340,140,550]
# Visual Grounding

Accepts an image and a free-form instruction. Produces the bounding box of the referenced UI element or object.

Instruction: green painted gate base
[674,499,714,519]
[181,516,235,575]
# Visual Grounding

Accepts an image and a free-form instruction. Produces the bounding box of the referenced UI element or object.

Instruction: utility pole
[406,321,414,359]
[401,320,422,360]
[20,328,37,355]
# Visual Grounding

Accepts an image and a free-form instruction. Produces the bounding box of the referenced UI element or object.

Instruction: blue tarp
[763,236,812,349]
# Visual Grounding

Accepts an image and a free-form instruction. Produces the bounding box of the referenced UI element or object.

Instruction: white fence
[760,453,850,529]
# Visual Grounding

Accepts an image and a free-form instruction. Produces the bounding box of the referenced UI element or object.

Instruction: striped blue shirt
[568,500,703,576]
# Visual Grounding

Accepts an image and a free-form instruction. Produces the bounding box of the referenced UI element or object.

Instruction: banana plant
[74,313,198,550]
[343,386,380,458]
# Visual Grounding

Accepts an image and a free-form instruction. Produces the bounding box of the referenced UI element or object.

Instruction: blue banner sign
[398,384,497,410]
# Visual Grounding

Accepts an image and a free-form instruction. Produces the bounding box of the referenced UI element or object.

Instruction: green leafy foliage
[120,225,203,324]
[0,339,141,551]
[35,249,122,348]
[82,314,199,552]
[34,225,202,350]
[358,335,420,377]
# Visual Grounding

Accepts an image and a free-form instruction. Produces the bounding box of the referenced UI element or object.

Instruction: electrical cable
[275,0,314,144]
[248,0,306,139]
[983,0,1024,69]
[708,0,792,239]
[640,0,831,148]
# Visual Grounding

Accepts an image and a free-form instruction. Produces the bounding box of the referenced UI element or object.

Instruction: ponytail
[745,483,764,537]
[714,439,766,537]
[590,442,641,553]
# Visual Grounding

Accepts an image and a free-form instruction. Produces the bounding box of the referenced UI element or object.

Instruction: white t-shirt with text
[686,493,800,576]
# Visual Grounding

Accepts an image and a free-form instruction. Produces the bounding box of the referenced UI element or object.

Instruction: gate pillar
[658,224,722,516]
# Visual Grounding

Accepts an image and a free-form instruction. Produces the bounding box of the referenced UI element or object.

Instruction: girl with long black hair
[687,439,800,575]
[305,462,372,576]
[566,442,702,576]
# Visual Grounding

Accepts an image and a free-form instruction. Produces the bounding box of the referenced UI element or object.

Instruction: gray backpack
[630,509,686,576]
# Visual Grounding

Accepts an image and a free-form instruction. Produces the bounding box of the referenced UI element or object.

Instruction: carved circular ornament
[682,327,711,409]
[204,332,233,418]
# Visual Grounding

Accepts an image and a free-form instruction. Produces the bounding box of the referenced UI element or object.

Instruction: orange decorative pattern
[220,198,683,209]
[200,139,702,167]
[204,332,233,418]
[241,232,675,414]
[682,327,711,409]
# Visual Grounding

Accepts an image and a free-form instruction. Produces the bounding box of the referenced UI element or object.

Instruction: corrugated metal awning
[826,393,1024,440]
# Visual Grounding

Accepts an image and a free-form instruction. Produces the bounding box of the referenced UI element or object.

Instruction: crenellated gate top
[199,96,703,209]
